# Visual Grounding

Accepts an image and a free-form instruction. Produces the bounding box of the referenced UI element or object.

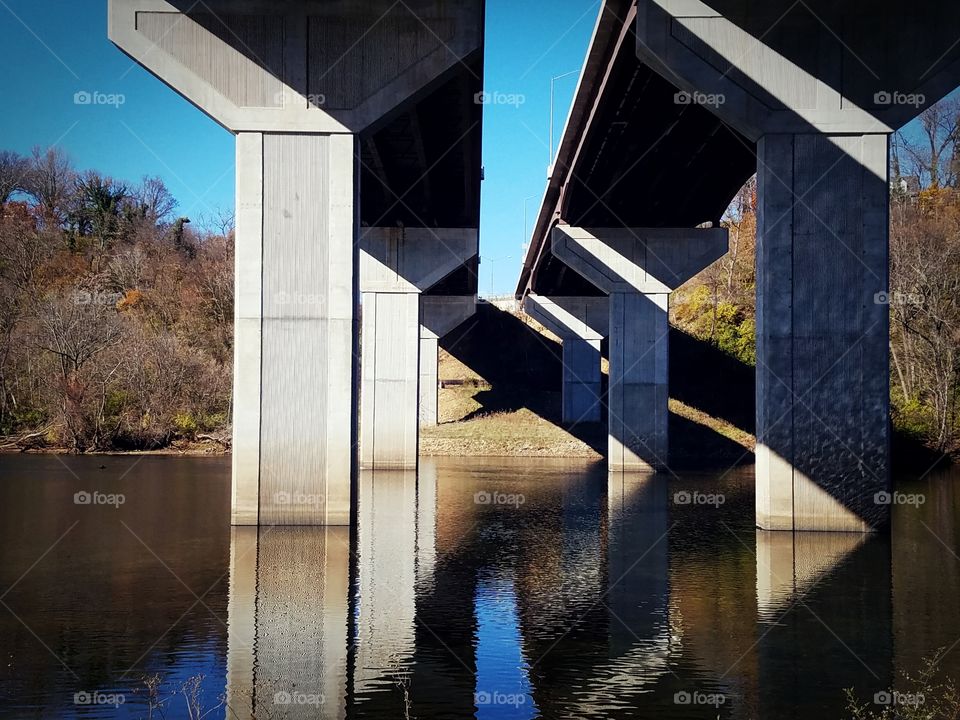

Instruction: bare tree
[0,150,30,206]
[133,175,177,225]
[897,96,960,189]
[35,289,124,451]
[23,146,75,226]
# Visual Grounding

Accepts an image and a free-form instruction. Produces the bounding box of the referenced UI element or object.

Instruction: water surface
[1,454,958,718]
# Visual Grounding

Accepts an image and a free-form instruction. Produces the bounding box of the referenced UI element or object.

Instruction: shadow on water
[4,455,960,718]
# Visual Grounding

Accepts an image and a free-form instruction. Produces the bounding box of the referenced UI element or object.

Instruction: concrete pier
[552,225,728,471]
[110,0,483,523]
[754,134,889,531]
[359,229,477,468]
[523,294,607,424]
[629,0,960,527]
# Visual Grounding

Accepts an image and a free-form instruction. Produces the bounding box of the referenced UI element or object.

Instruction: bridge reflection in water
[220,458,894,719]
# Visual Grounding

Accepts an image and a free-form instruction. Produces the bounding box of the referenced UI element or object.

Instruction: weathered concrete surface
[523,294,608,424]
[360,293,421,470]
[552,226,728,471]
[234,132,356,525]
[754,133,889,532]
[109,0,483,133]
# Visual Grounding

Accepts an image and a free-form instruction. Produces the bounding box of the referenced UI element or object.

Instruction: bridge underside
[518,0,960,531]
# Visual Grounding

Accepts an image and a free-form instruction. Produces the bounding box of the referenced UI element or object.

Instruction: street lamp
[549,69,580,170]
[485,255,512,298]
[522,193,538,249]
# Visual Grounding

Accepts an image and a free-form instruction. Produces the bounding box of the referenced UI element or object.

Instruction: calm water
[1,454,959,719]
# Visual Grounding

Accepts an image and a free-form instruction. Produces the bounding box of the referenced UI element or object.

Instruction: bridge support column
[109,0,483,524]
[419,296,476,427]
[523,294,607,424]
[360,230,477,468]
[754,133,889,531]
[233,131,356,524]
[552,226,728,471]
[360,291,421,469]
[419,337,440,427]
[631,0,960,526]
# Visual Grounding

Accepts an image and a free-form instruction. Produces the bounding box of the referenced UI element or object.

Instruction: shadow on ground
[442,303,756,468]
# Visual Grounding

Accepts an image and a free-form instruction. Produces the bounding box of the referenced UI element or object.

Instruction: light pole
[522,193,538,250]
[485,255,512,298]
[549,69,580,170]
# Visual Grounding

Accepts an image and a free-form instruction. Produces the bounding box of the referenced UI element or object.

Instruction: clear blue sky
[0,0,598,295]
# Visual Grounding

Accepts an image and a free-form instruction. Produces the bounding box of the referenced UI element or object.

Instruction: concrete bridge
[516,0,960,531]
[109,0,960,532]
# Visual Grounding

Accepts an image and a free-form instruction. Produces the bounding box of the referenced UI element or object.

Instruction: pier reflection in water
[220,458,897,719]
[1,455,958,718]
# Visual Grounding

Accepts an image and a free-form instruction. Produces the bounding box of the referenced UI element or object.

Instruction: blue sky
[0,0,598,295]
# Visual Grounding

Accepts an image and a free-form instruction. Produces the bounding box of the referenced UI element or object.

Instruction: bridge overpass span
[517,0,960,531]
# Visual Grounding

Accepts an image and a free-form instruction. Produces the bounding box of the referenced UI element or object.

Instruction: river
[0,454,958,718]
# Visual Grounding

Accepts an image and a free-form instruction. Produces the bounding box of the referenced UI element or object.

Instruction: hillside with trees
[0,147,233,452]
[1,99,958,457]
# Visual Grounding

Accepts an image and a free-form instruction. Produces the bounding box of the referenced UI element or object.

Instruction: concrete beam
[524,294,608,424]
[419,296,476,427]
[552,225,728,294]
[552,225,728,471]
[108,0,483,133]
[635,0,960,139]
[359,227,477,293]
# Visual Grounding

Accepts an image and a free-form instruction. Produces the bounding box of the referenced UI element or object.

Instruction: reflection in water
[226,526,349,720]
[474,576,537,719]
[2,455,960,717]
